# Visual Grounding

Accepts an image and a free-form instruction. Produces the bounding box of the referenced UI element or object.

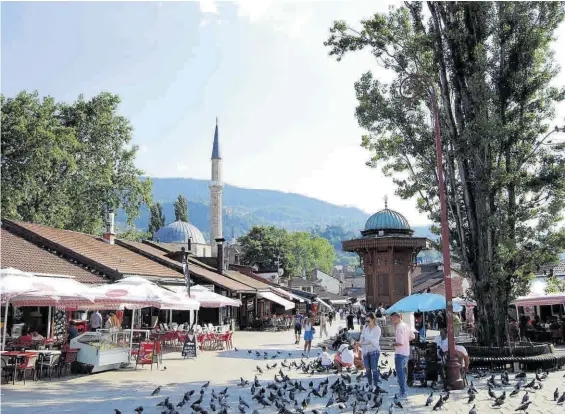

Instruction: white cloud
[199,0,218,14]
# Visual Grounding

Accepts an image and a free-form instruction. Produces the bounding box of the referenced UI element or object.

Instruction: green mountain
[118,177,435,243]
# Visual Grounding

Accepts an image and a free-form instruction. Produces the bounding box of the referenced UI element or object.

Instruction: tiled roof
[0,228,107,284]
[116,240,255,293]
[290,278,318,287]
[4,220,181,280]
[427,277,467,297]
[313,286,348,301]
[224,270,271,291]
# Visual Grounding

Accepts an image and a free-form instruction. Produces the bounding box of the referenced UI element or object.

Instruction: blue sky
[2,1,564,227]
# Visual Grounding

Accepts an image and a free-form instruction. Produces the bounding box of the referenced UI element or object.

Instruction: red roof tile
[1,228,106,284]
[4,220,181,280]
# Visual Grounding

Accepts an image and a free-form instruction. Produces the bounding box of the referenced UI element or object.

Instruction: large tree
[174,195,188,222]
[326,2,565,346]
[1,91,152,234]
[238,225,291,271]
[148,202,166,236]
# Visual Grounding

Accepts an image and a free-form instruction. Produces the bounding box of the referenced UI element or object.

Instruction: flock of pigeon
[112,348,565,414]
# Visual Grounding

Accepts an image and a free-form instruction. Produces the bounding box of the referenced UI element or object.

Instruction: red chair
[59,349,78,377]
[217,332,233,350]
[16,354,38,384]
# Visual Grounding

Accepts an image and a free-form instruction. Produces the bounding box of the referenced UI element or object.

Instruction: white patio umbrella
[167,285,241,308]
[1,268,40,350]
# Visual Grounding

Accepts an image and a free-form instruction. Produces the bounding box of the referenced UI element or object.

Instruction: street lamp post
[400,75,464,390]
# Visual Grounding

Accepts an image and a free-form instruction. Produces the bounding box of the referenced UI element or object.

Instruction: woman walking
[319,313,329,339]
[360,312,382,388]
[303,315,314,357]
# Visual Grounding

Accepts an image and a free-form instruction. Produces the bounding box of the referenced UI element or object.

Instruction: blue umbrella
[385,293,463,314]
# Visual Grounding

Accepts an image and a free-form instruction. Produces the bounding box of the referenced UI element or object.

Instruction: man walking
[90,310,102,332]
[319,313,329,339]
[391,312,414,399]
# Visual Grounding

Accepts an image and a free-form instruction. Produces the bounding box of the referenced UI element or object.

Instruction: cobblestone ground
[1,322,564,414]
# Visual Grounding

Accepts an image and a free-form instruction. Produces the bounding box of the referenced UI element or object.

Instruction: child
[318,346,333,370]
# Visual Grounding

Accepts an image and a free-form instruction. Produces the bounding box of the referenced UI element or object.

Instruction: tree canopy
[1,91,152,234]
[238,225,336,276]
[326,2,565,345]
[148,202,166,236]
[174,195,188,222]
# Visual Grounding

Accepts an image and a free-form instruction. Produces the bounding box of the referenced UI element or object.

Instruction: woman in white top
[335,341,355,372]
[360,312,382,387]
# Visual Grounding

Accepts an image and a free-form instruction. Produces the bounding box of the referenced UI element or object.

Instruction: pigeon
[442,391,450,402]
[492,397,505,407]
[514,401,532,412]
[521,391,530,404]
[393,394,403,408]
[202,381,210,389]
[257,366,264,374]
[467,392,475,404]
[235,347,238,352]
[388,402,394,414]
[248,350,252,354]
[238,378,249,387]
[426,392,434,406]
[238,405,246,414]
[134,407,144,413]
[151,386,162,396]
[558,391,565,405]
[157,397,170,407]
[432,397,444,411]
[468,405,477,414]
[554,388,559,401]
[114,410,121,414]
[509,387,520,397]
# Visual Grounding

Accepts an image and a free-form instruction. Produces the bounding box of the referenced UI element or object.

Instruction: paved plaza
[1,323,564,414]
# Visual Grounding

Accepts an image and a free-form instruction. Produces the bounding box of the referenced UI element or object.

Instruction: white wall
[315,270,342,295]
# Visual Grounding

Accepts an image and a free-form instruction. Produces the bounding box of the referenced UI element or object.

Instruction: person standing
[328,311,334,326]
[319,313,329,339]
[356,308,362,326]
[360,312,382,387]
[294,312,303,345]
[303,315,314,357]
[90,310,102,332]
[346,312,355,331]
[391,312,414,399]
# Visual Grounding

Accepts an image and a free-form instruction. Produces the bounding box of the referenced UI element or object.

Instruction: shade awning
[512,293,565,307]
[330,299,350,305]
[316,298,333,311]
[272,287,309,303]
[258,291,295,310]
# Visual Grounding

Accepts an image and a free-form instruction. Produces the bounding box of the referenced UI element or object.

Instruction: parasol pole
[129,308,135,361]
[47,306,52,339]
[2,301,9,351]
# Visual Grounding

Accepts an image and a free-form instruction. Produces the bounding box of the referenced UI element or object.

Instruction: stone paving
[1,322,564,414]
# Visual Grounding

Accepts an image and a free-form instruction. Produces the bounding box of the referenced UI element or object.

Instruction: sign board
[181,334,197,359]
[137,342,156,365]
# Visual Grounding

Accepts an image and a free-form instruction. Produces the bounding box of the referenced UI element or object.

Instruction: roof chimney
[103,208,116,245]
[215,237,225,274]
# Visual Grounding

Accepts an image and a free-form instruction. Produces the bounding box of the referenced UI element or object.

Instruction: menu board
[137,342,156,365]
[181,334,197,359]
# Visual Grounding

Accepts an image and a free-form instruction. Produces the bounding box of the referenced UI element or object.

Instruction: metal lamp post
[400,74,464,390]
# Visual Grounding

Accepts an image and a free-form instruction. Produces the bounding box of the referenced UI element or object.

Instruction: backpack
[376,309,383,318]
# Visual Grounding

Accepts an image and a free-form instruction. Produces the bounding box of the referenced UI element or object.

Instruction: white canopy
[86,276,200,310]
[316,298,333,311]
[258,291,295,310]
[166,285,241,308]
[329,299,350,305]
[272,287,307,303]
[512,292,565,307]
[0,268,39,300]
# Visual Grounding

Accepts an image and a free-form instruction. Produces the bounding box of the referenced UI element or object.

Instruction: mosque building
[152,119,224,258]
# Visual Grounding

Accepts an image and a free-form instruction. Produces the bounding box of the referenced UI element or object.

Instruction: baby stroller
[407,342,440,387]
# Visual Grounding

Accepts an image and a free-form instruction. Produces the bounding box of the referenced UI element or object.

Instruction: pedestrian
[319,313,328,339]
[328,311,334,326]
[346,312,355,331]
[303,315,314,357]
[356,308,362,326]
[360,312,381,388]
[294,312,303,345]
[90,310,102,332]
[391,312,414,399]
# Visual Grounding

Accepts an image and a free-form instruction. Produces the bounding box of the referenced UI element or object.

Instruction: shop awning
[272,287,309,303]
[316,298,333,311]
[330,299,350,305]
[512,293,565,307]
[258,291,295,310]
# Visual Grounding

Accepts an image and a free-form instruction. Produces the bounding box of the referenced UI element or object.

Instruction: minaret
[210,117,223,257]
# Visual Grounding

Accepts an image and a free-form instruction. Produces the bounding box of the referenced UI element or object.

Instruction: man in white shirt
[435,329,470,374]
[391,312,415,398]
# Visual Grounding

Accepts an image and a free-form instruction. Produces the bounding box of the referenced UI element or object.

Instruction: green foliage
[238,226,336,277]
[546,275,565,293]
[1,91,152,234]
[174,195,188,222]
[148,202,166,236]
[325,2,565,346]
[117,228,152,242]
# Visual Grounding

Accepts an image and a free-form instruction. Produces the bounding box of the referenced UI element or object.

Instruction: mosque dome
[153,221,207,244]
[364,209,411,232]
